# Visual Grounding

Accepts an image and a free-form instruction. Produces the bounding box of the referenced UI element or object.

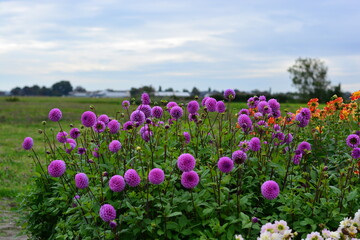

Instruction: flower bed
[20,91,360,239]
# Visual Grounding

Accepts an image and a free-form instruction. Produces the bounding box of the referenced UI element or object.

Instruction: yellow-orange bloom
[350,90,360,101]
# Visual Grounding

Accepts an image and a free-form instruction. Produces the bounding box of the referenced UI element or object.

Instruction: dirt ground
[0,198,27,240]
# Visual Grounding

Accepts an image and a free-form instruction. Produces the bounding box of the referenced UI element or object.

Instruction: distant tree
[51,81,73,96]
[74,86,86,92]
[191,87,200,97]
[130,86,155,98]
[10,87,22,96]
[165,88,174,92]
[158,86,162,92]
[40,86,52,96]
[208,87,211,92]
[288,58,331,102]
[183,89,189,92]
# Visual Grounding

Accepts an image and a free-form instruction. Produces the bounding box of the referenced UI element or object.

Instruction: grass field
[0,96,306,198]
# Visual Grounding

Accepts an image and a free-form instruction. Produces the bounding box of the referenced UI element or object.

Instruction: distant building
[154,91,191,97]
[0,91,9,96]
[69,90,131,98]
[204,91,221,98]
[69,91,91,97]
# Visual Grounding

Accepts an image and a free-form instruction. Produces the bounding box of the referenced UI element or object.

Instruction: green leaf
[202,208,214,216]
[347,189,358,201]
[167,211,182,218]
[329,186,341,195]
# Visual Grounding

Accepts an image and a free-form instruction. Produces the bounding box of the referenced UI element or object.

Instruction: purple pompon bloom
[69,128,81,139]
[351,148,360,159]
[170,106,183,119]
[93,121,106,133]
[130,110,146,125]
[247,97,257,108]
[81,111,96,127]
[109,175,126,192]
[272,132,285,142]
[177,153,196,172]
[346,134,360,148]
[65,139,76,154]
[77,148,86,155]
[224,89,236,100]
[122,100,130,109]
[108,120,120,134]
[238,140,250,152]
[56,131,68,143]
[271,110,282,119]
[166,101,178,112]
[48,160,66,177]
[92,147,99,158]
[273,124,281,132]
[98,114,110,125]
[124,169,141,187]
[183,132,191,144]
[232,150,247,164]
[123,121,134,130]
[137,105,152,118]
[181,171,199,189]
[205,97,217,112]
[239,109,250,116]
[249,137,261,151]
[259,95,266,101]
[217,157,234,173]
[109,221,117,229]
[141,92,151,105]
[238,114,252,132]
[48,108,62,122]
[109,140,121,153]
[22,137,34,150]
[188,113,199,122]
[99,204,116,222]
[140,128,152,142]
[216,101,226,113]
[255,120,268,128]
[254,112,263,120]
[268,99,280,111]
[286,112,295,122]
[148,168,165,185]
[201,97,209,106]
[75,173,89,189]
[292,151,302,165]
[295,114,309,127]
[261,180,280,200]
[299,108,311,120]
[283,133,293,144]
[297,141,311,154]
[151,106,163,119]
[187,100,199,114]
[257,101,272,115]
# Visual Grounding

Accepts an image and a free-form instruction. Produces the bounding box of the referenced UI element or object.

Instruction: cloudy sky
[1,0,360,93]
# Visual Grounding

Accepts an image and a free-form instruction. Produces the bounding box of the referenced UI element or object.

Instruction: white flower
[328,231,340,240]
[339,218,353,229]
[274,220,290,234]
[235,234,245,240]
[354,209,360,225]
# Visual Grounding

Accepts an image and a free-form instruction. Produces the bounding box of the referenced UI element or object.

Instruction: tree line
[9,58,345,102]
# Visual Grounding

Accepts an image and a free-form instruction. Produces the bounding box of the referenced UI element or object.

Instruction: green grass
[0,96,306,198]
